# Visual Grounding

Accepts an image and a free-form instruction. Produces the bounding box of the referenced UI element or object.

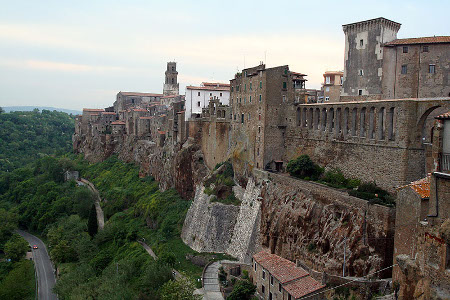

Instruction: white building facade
[185,82,230,119]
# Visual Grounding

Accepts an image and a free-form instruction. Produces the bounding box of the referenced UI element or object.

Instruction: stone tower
[341,18,401,98]
[163,62,179,96]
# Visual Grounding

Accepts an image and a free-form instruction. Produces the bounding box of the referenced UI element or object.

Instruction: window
[401,65,407,74]
[282,95,286,102]
[258,126,261,133]
[220,92,222,97]
[283,82,287,89]
[360,39,364,47]
[262,270,265,279]
[288,295,291,300]
[171,78,174,84]
[259,95,262,102]
[254,263,257,271]
[198,92,201,96]
[210,93,212,96]
[429,64,436,74]
[358,89,363,96]
[250,83,252,90]
[197,101,201,107]
[340,76,343,85]
[171,66,174,71]
[285,68,288,74]
[257,148,260,156]
[259,114,261,121]
[245,84,246,91]
[262,285,265,294]
[269,292,273,300]
[241,114,244,124]
[270,275,274,286]
[260,81,262,89]
[231,86,234,92]
[279,283,282,292]
[325,96,330,101]
[237,85,239,91]
[250,96,252,103]
[239,98,242,103]
[403,46,408,53]
[358,69,364,76]
[423,45,429,52]
[326,87,330,92]
[326,76,330,84]
[248,113,250,121]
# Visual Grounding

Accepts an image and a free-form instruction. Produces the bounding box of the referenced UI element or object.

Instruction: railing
[441,153,450,172]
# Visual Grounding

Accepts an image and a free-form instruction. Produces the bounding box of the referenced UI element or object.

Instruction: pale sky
[0,0,448,110]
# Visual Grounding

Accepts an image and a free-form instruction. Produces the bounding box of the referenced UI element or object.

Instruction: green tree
[286,154,323,180]
[0,260,35,300]
[88,203,98,237]
[160,277,202,300]
[0,107,4,114]
[227,280,256,300]
[0,209,18,249]
[4,234,29,262]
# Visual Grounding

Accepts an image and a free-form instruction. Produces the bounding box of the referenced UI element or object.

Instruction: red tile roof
[435,112,450,120]
[111,121,125,125]
[83,108,104,112]
[132,108,148,112]
[283,275,325,299]
[186,85,230,91]
[253,251,308,284]
[119,92,163,97]
[202,82,230,87]
[409,176,431,199]
[385,36,450,46]
[158,130,166,134]
[139,116,152,119]
[102,112,116,115]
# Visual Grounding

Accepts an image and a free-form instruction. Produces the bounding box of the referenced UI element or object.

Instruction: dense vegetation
[204,161,240,206]
[287,154,395,206]
[0,109,74,173]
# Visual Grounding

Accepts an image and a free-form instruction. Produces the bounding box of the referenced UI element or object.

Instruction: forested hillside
[0,109,74,173]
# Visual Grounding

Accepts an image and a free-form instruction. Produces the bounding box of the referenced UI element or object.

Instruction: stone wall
[200,118,231,170]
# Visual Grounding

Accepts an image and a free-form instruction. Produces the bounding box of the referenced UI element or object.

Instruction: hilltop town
[73,18,450,300]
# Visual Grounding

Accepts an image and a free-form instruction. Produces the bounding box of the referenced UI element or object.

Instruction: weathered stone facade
[163,62,179,96]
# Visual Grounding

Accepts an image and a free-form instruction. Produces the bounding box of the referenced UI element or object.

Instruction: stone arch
[415,105,448,147]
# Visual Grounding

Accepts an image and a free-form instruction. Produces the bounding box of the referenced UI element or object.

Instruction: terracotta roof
[253,251,308,284]
[132,108,148,112]
[291,71,307,77]
[398,176,431,199]
[202,82,230,87]
[385,36,450,46]
[119,92,163,97]
[435,112,450,120]
[111,121,125,125]
[283,275,325,299]
[186,85,230,91]
[102,112,116,115]
[139,116,152,119]
[83,108,104,112]
[158,131,166,134]
[324,71,343,75]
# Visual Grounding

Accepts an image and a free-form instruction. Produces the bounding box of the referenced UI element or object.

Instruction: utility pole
[343,237,347,277]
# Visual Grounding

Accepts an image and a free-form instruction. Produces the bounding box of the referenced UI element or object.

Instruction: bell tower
[163,62,179,96]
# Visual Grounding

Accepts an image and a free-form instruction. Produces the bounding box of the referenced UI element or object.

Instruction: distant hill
[3,106,81,115]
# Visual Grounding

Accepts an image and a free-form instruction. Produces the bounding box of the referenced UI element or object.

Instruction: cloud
[0,59,125,73]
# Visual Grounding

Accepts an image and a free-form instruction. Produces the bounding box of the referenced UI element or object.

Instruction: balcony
[441,153,450,173]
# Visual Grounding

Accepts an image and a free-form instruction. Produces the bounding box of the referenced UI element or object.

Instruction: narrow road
[17,230,58,300]
[202,261,223,300]
[79,178,105,230]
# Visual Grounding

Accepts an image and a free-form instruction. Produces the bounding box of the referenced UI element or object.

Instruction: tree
[88,204,98,237]
[227,280,256,300]
[0,107,4,114]
[0,209,18,249]
[4,234,29,262]
[286,154,323,180]
[0,260,35,300]
[160,277,202,300]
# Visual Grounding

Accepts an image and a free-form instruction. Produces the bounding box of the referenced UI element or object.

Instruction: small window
[198,92,200,96]
[220,92,222,97]
[429,64,436,74]
[403,46,408,53]
[260,81,262,89]
[358,69,364,76]
[358,89,363,96]
[259,114,261,121]
[210,93,212,96]
[250,83,252,90]
[258,125,261,133]
[401,65,407,74]
[423,45,429,52]
[257,148,260,156]
[171,66,174,71]
[360,39,364,47]
[340,76,343,85]
[325,76,330,84]
[239,98,242,103]
[237,85,239,91]
[262,270,265,279]
[241,113,244,124]
[325,96,330,101]
[250,96,252,103]
[262,285,265,294]
[278,283,282,292]
[326,87,330,92]
[270,275,274,286]
[283,82,287,89]
[282,95,286,102]
[231,86,234,92]
[171,78,174,84]
[254,263,257,271]
[197,101,201,107]
[259,95,262,102]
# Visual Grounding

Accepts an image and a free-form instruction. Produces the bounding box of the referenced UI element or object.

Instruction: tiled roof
[120,92,163,97]
[132,108,148,112]
[291,71,307,77]
[253,251,308,284]
[111,121,125,125]
[202,82,230,87]
[435,112,450,120]
[385,36,450,46]
[139,116,153,119]
[283,275,325,299]
[158,130,166,134]
[102,112,116,115]
[324,71,343,75]
[398,176,430,199]
[83,108,104,112]
[186,85,230,91]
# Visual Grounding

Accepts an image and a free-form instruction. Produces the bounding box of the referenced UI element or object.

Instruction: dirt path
[79,178,105,230]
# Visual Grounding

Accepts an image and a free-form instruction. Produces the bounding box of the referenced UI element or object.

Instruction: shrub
[287,155,323,180]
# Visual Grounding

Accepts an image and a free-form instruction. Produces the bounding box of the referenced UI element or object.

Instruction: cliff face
[181,171,395,277]
[73,133,207,199]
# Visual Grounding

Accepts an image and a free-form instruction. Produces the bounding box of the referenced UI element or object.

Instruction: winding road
[17,230,58,300]
[79,178,105,230]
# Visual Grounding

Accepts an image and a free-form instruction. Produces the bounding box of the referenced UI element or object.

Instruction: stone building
[382,36,450,99]
[252,251,325,300]
[163,62,179,96]
[323,71,343,103]
[114,92,163,112]
[393,112,450,299]
[185,82,230,119]
[341,17,450,101]
[230,64,303,174]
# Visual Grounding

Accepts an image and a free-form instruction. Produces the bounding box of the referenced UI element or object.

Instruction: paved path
[79,178,105,230]
[202,261,223,300]
[17,230,58,300]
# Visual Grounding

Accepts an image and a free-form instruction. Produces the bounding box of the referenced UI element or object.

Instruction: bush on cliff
[204,161,240,206]
[286,155,323,180]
